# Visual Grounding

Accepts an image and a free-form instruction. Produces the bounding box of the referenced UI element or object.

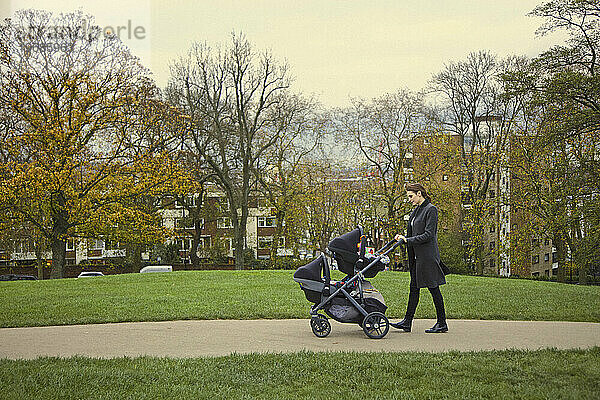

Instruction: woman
[392,183,448,333]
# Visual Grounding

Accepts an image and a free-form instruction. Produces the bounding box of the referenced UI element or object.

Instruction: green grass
[1,348,599,399]
[1,270,599,327]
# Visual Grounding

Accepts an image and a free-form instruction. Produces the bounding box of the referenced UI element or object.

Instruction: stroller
[293,227,402,339]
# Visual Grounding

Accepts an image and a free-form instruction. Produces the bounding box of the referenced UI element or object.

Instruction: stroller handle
[378,239,404,256]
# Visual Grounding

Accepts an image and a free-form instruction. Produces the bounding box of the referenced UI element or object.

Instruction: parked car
[77,271,105,278]
[140,265,173,273]
[0,274,37,281]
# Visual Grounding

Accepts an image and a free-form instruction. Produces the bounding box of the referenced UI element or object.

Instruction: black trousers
[405,275,446,323]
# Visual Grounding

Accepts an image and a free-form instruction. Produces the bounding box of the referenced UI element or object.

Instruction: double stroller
[293,227,401,339]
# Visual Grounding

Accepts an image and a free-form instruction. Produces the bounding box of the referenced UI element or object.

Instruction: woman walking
[392,183,448,333]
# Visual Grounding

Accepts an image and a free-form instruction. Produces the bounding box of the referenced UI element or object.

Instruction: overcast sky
[4,0,566,107]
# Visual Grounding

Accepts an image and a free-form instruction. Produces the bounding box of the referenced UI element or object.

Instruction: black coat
[405,199,446,289]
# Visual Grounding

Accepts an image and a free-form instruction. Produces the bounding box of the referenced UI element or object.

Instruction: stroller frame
[307,237,402,339]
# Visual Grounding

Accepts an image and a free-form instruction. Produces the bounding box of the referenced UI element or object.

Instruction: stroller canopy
[328,227,362,275]
[293,256,323,283]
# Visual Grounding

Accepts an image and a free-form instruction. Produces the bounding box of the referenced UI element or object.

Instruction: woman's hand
[394,234,406,243]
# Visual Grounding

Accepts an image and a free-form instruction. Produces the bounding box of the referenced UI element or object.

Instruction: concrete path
[1,319,599,359]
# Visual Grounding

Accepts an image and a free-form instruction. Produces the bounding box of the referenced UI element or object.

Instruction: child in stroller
[293,227,402,339]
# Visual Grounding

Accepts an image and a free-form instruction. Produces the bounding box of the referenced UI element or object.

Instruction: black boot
[426,286,447,333]
[392,286,419,332]
[390,318,412,332]
[425,321,448,333]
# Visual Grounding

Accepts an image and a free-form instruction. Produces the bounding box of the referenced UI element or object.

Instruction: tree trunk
[49,193,69,279]
[50,236,66,279]
[232,204,247,270]
[35,241,44,280]
[126,244,143,272]
[190,232,201,268]
[476,244,484,275]
[474,220,485,275]
[234,233,245,270]
[553,231,566,283]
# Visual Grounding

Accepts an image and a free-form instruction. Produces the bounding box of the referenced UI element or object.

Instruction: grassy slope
[1,349,599,399]
[1,270,599,327]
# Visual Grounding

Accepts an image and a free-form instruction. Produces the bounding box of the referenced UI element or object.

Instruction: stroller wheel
[310,315,331,338]
[362,312,389,339]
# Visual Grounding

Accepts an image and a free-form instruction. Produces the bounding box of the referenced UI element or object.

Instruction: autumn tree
[503,0,600,282]
[0,10,181,278]
[167,33,291,269]
[94,95,191,271]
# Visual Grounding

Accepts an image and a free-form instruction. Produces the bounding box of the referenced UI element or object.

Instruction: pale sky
[3,0,566,107]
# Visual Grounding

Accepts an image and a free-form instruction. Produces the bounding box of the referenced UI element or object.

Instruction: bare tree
[430,51,527,274]
[253,93,325,258]
[336,90,437,243]
[167,33,291,269]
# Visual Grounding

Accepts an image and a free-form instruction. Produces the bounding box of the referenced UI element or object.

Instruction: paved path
[1,319,599,359]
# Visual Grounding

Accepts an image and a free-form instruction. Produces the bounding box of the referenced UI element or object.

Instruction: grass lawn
[1,270,599,327]
[1,348,599,399]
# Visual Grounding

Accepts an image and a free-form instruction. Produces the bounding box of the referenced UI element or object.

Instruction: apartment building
[0,190,294,268]
[410,121,558,277]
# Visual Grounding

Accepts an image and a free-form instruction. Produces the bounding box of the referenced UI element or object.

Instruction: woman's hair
[406,183,431,201]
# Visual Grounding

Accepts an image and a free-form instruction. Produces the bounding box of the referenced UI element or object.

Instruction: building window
[89,239,103,250]
[489,241,495,250]
[13,239,31,254]
[552,252,557,263]
[489,190,495,198]
[258,236,273,249]
[177,238,193,250]
[279,237,285,247]
[489,225,495,233]
[489,207,495,217]
[217,217,233,229]
[532,255,540,264]
[219,198,230,212]
[66,238,75,251]
[175,218,195,229]
[489,259,495,269]
[187,195,199,207]
[258,216,276,228]
[194,236,211,249]
[544,253,550,262]
[544,238,550,246]
[105,240,120,251]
